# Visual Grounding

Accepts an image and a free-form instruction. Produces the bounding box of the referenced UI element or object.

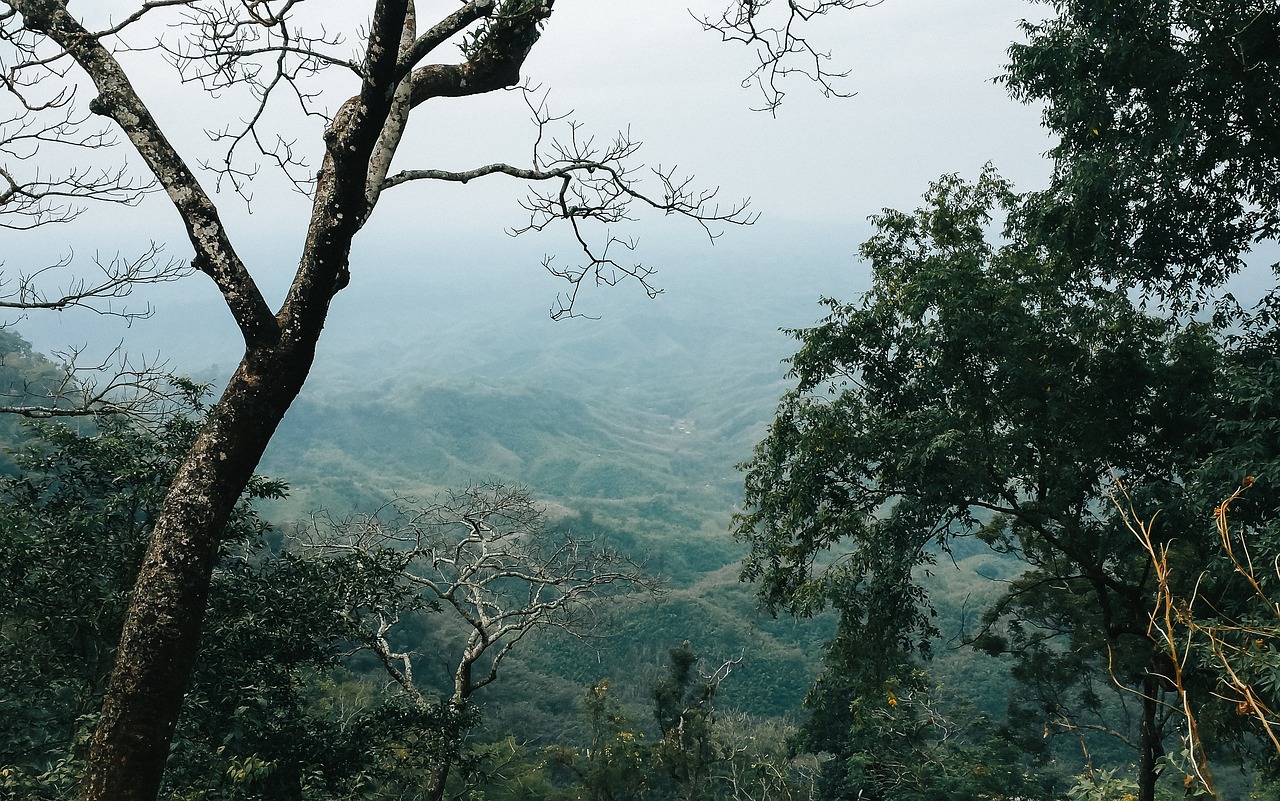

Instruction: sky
[8,0,1055,381]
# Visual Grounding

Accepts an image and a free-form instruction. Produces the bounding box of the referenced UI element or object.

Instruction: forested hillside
[6,1,1280,800]
[252,259,853,721]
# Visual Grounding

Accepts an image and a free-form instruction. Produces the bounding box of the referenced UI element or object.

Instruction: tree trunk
[8,4,556,799]
[423,682,473,801]
[79,344,317,801]
[425,761,452,801]
[1137,672,1164,801]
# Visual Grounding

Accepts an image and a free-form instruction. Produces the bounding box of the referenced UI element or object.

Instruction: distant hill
[256,256,837,581]
[243,256,857,722]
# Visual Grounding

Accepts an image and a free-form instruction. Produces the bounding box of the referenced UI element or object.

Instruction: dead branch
[382,88,756,318]
[696,0,880,113]
[301,483,658,705]
[0,103,152,228]
[159,0,354,197]
[0,245,191,322]
[1104,477,1280,796]
[0,340,193,420]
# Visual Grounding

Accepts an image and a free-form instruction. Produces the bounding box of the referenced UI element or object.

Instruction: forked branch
[10,0,277,344]
[697,0,878,113]
[1110,476,1280,797]
[0,245,190,321]
[382,90,755,318]
[301,484,657,705]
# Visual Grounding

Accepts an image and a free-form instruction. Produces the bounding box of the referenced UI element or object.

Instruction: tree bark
[80,346,318,800]
[62,0,557,793]
[424,722,457,801]
[4,3,586,799]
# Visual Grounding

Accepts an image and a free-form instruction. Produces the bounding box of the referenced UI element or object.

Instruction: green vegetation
[0,353,831,798]
[0,329,88,474]
[5,1,1280,799]
[255,294,796,586]
[732,0,1280,796]
[0,387,487,799]
[736,168,1250,799]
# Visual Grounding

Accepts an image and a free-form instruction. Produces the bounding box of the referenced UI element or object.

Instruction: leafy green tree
[651,642,726,800]
[793,610,1047,801]
[1005,0,1280,301]
[545,680,653,801]
[735,169,1239,801]
[0,397,475,800]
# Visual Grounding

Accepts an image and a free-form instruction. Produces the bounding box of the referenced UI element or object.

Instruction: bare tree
[0,339,190,418]
[0,2,862,799]
[696,0,879,113]
[1,29,186,417]
[304,483,655,801]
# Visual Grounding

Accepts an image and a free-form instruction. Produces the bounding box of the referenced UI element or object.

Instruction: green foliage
[1065,769,1141,801]
[564,680,653,801]
[790,606,1048,801]
[734,167,1268,796]
[0,406,477,800]
[1005,0,1280,300]
[0,328,82,473]
[447,737,572,801]
[537,671,823,801]
[650,643,720,799]
[652,643,712,736]
[737,165,1216,628]
[518,588,824,720]
[0,412,209,792]
[796,613,1046,801]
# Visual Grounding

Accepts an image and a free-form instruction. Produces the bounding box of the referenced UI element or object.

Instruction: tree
[0,408,207,796]
[302,483,655,801]
[650,641,733,801]
[1120,479,1280,797]
[541,679,653,801]
[0,3,864,799]
[706,712,826,801]
[1004,0,1280,303]
[0,386,489,800]
[734,169,1235,801]
[799,654,1042,801]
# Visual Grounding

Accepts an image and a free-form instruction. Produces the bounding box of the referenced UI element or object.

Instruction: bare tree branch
[0,339,196,421]
[0,244,191,320]
[10,0,278,345]
[0,244,193,417]
[363,0,417,216]
[400,0,495,76]
[299,483,656,801]
[158,0,355,197]
[697,0,879,113]
[0,89,152,227]
[383,88,756,318]
[406,0,552,105]
[303,483,657,705]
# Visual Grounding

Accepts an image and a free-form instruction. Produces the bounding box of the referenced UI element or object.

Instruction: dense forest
[4,1,1280,800]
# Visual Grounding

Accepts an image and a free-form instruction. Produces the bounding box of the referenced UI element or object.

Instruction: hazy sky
[10,1,1054,376]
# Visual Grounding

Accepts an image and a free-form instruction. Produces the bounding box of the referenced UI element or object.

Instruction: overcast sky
[10,0,1054,376]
